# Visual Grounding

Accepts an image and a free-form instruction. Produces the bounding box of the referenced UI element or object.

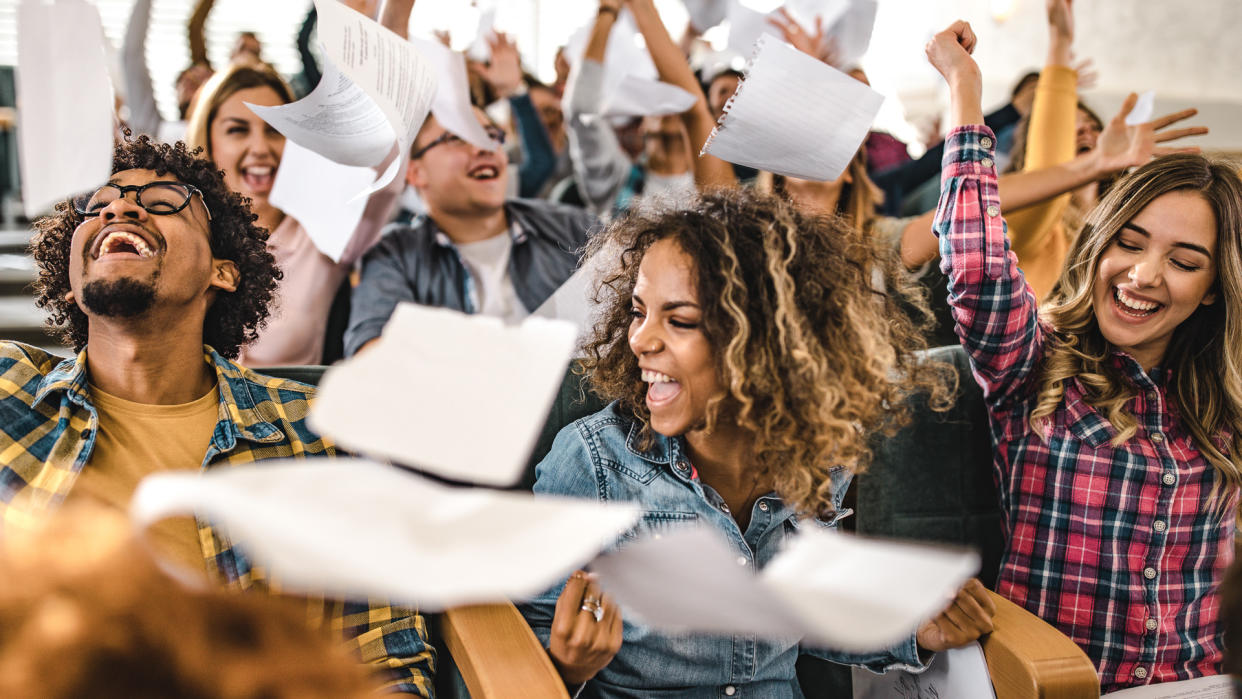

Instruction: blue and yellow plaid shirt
[0,341,435,696]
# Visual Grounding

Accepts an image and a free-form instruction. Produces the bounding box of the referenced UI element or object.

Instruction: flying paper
[702,33,883,182]
[410,37,502,151]
[853,642,995,699]
[310,303,579,486]
[251,0,436,197]
[600,75,699,118]
[131,460,640,609]
[593,525,979,651]
[16,0,113,218]
[683,0,729,32]
[823,0,877,68]
[1125,90,1156,126]
[267,140,375,263]
[563,7,658,118]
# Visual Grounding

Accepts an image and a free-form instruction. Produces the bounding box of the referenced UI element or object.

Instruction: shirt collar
[32,345,284,448]
[431,205,526,248]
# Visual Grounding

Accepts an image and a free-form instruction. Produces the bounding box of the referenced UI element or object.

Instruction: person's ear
[406,158,427,189]
[209,259,240,293]
[64,289,76,303]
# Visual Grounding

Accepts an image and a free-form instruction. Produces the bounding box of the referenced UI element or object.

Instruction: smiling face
[406,109,508,218]
[208,86,286,213]
[628,238,724,438]
[1091,189,1219,370]
[68,168,237,322]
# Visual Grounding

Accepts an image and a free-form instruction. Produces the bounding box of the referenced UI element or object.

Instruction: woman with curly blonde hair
[929,19,1242,692]
[517,188,995,695]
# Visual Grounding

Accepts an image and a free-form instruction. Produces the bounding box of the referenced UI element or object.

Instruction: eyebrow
[218,116,252,126]
[1120,223,1214,258]
[632,293,700,311]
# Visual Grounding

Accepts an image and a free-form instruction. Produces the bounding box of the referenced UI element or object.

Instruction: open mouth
[1113,287,1162,318]
[241,165,276,192]
[642,369,681,405]
[93,229,156,260]
[468,164,500,181]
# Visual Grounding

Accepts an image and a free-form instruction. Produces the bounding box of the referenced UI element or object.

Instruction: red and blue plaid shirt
[935,125,1236,692]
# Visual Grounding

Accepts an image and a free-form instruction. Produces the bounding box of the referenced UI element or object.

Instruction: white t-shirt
[455,230,529,324]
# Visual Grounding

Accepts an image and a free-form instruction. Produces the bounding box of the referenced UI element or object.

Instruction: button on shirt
[520,403,926,698]
[935,126,1237,692]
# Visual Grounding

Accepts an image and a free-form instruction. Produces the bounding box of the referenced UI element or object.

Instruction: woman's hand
[925,21,983,128]
[1090,94,1209,176]
[548,570,623,685]
[916,578,996,652]
[478,31,524,99]
[768,8,831,65]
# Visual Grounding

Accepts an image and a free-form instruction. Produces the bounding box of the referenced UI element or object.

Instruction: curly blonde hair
[1037,154,1242,504]
[579,188,954,516]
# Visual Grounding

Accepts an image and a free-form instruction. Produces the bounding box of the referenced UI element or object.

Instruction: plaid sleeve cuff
[941,126,999,181]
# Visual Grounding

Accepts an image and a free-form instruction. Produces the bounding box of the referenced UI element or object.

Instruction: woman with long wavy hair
[928,18,1242,692]
[517,187,995,695]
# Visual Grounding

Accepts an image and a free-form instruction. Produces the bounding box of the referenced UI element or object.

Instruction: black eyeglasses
[411,125,507,159]
[72,181,211,219]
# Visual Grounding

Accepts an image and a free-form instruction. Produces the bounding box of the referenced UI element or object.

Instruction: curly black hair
[30,136,280,358]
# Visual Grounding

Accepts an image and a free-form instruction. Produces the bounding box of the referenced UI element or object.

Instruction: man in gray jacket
[346,107,597,356]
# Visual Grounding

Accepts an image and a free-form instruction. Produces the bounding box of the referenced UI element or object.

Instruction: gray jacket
[345,198,597,356]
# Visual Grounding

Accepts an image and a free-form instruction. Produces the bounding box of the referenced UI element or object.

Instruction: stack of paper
[131,460,639,609]
[16,0,114,217]
[592,525,979,651]
[309,303,579,487]
[702,33,883,182]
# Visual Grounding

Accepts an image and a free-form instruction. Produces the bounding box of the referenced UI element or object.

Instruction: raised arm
[478,32,558,198]
[378,0,413,38]
[188,0,214,68]
[564,1,642,217]
[121,0,162,138]
[926,21,1043,408]
[626,0,736,189]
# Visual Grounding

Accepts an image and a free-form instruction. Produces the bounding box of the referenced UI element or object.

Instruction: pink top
[237,161,406,367]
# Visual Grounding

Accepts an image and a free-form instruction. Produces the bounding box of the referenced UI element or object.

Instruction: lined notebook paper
[701,33,884,182]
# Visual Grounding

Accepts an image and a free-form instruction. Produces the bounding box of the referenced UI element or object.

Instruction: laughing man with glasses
[346,106,599,356]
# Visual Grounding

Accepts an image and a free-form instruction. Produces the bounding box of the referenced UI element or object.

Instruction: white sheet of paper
[1125,90,1157,126]
[411,37,501,151]
[852,642,995,699]
[683,0,729,32]
[267,140,373,263]
[726,1,771,57]
[593,525,980,651]
[1102,675,1233,698]
[564,8,658,118]
[702,33,883,182]
[247,56,395,169]
[824,0,877,69]
[466,7,496,63]
[16,0,113,218]
[310,303,578,486]
[314,0,437,194]
[131,459,640,609]
[533,239,623,345]
[601,75,698,118]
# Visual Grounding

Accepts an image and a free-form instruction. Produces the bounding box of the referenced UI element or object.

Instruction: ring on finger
[579,602,605,623]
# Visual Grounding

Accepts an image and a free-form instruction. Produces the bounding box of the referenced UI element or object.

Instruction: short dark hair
[30,136,281,358]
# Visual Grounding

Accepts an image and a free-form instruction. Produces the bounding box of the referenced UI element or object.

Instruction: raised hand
[478,31,524,99]
[768,8,829,64]
[1047,0,1073,45]
[916,578,996,652]
[548,570,623,685]
[924,20,979,87]
[1073,56,1098,90]
[1091,93,1209,175]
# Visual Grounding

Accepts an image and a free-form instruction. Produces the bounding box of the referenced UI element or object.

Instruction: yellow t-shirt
[67,383,220,573]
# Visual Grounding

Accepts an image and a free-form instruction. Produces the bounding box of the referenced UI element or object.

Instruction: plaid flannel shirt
[935,126,1236,692]
[0,341,435,696]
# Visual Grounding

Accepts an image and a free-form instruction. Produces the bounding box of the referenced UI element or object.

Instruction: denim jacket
[519,403,927,698]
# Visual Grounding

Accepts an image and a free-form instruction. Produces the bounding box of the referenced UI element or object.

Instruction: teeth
[641,370,677,383]
[99,230,153,258]
[245,166,273,176]
[1116,288,1159,312]
[471,167,497,179]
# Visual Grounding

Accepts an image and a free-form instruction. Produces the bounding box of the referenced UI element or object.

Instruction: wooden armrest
[981,590,1099,699]
[441,602,570,699]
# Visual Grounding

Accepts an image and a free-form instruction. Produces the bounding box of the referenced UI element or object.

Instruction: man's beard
[80,276,158,318]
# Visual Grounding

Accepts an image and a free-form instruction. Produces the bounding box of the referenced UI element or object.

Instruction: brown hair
[185,61,294,159]
[757,149,884,236]
[579,188,953,516]
[1037,154,1242,504]
[0,506,375,699]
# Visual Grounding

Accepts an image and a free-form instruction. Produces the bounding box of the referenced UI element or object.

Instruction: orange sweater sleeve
[1004,65,1077,299]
